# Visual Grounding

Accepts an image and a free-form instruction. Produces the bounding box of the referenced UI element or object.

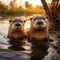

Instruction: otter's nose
[15,24,21,26]
[37,21,43,25]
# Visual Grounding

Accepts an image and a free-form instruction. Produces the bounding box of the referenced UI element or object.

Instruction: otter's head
[30,15,48,31]
[9,17,25,31]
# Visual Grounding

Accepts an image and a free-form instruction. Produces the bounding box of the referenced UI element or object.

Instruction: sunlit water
[0,19,10,48]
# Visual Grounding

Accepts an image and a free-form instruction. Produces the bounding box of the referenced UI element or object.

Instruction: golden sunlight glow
[0,0,51,6]
[25,0,42,6]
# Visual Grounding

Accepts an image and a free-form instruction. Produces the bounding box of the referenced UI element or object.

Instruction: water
[0,19,10,48]
[0,17,60,60]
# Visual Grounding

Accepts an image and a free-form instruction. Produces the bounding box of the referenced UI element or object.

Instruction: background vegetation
[0,0,45,16]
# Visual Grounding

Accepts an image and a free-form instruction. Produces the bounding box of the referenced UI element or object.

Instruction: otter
[26,15,49,41]
[7,17,26,51]
[25,15,49,59]
[7,17,25,40]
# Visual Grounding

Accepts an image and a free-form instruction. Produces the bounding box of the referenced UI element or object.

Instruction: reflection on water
[0,20,10,49]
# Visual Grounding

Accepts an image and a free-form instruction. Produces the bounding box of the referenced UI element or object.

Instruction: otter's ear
[23,20,26,23]
[46,16,49,19]
[9,19,12,23]
[24,20,26,23]
[30,17,33,21]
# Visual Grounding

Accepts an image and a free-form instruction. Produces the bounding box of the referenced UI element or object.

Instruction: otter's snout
[15,23,21,26]
[37,21,43,25]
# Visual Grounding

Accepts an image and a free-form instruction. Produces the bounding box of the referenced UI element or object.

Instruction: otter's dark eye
[34,18,37,21]
[34,18,39,21]
[12,21,15,23]
[41,17,45,20]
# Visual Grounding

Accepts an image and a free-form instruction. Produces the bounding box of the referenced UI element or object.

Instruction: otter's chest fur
[31,28,48,40]
[8,29,25,39]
